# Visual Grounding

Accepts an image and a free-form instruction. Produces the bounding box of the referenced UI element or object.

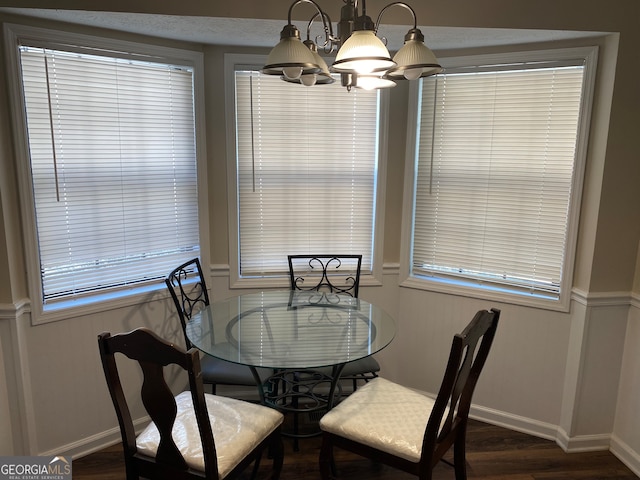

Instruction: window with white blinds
[408,53,593,303]
[233,70,381,277]
[18,45,200,307]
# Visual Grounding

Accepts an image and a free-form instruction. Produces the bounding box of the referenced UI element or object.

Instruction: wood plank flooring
[72,419,638,479]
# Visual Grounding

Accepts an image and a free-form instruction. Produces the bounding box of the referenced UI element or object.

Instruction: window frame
[224,53,387,289]
[3,23,210,324]
[399,46,598,312]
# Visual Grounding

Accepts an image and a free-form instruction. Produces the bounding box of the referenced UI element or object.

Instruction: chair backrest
[422,308,500,468]
[98,328,218,479]
[165,257,210,349]
[288,255,362,298]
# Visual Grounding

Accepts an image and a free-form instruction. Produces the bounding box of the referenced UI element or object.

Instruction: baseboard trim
[556,427,611,452]
[610,434,640,477]
[46,416,150,460]
[469,403,558,443]
[471,404,614,454]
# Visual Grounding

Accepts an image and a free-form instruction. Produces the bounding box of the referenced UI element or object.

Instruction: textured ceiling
[0,8,606,52]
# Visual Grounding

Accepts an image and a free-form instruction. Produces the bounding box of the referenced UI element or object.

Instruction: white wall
[611,298,640,476]
[0,333,14,454]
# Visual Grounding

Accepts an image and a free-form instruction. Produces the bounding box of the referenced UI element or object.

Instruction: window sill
[31,281,170,325]
[399,275,570,313]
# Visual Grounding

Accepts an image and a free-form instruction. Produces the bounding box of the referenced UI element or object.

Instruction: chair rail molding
[630,291,640,310]
[210,264,230,277]
[571,287,633,307]
[0,298,30,320]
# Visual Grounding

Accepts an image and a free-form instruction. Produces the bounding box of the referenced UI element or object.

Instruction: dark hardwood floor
[72,419,638,479]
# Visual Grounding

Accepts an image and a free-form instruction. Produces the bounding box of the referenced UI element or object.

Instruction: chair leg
[250,452,262,480]
[319,434,335,480]
[453,434,468,480]
[124,461,138,480]
[292,411,300,452]
[292,374,300,452]
[269,433,284,480]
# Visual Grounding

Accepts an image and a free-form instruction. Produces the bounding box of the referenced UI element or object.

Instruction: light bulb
[403,68,423,81]
[283,66,303,80]
[355,75,396,90]
[354,60,377,75]
[300,74,317,86]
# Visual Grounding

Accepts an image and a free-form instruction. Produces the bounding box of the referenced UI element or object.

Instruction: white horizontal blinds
[235,71,378,276]
[413,63,585,296]
[19,46,199,302]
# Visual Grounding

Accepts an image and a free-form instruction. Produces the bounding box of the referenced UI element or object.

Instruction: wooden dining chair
[166,258,271,394]
[319,308,500,480]
[287,254,380,389]
[98,327,284,480]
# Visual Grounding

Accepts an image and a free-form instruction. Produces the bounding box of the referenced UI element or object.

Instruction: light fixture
[262,0,442,91]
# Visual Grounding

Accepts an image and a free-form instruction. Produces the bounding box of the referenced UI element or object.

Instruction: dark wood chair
[98,327,284,480]
[319,308,500,480]
[287,254,380,389]
[165,257,271,394]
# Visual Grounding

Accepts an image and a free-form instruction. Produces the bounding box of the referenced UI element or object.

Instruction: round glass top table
[186,289,396,441]
[186,289,395,370]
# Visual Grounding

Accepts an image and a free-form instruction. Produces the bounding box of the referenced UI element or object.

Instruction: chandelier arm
[288,0,335,50]
[374,2,418,34]
[306,11,338,52]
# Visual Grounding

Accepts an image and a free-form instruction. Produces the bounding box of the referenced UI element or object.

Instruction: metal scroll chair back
[319,308,500,480]
[285,254,378,451]
[286,255,379,390]
[98,327,284,480]
[288,255,362,298]
[165,257,209,350]
[165,258,270,395]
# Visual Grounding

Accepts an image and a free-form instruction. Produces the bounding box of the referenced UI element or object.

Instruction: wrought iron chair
[166,258,271,394]
[319,308,500,480]
[287,254,380,390]
[98,327,284,480]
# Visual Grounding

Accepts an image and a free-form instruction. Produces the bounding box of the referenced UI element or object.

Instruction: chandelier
[262,0,442,91]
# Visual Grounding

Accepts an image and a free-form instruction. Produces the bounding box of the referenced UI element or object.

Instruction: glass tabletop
[186,290,396,370]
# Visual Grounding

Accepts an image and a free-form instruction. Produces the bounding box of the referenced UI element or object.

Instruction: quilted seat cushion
[136,391,283,478]
[319,377,437,462]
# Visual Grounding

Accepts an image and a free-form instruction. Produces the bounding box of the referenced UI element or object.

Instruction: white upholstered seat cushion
[136,391,283,479]
[319,377,437,463]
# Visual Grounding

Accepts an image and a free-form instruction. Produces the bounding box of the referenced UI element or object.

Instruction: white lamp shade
[308,49,334,84]
[385,39,443,79]
[262,36,321,76]
[355,74,396,90]
[332,31,396,74]
[284,45,335,86]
